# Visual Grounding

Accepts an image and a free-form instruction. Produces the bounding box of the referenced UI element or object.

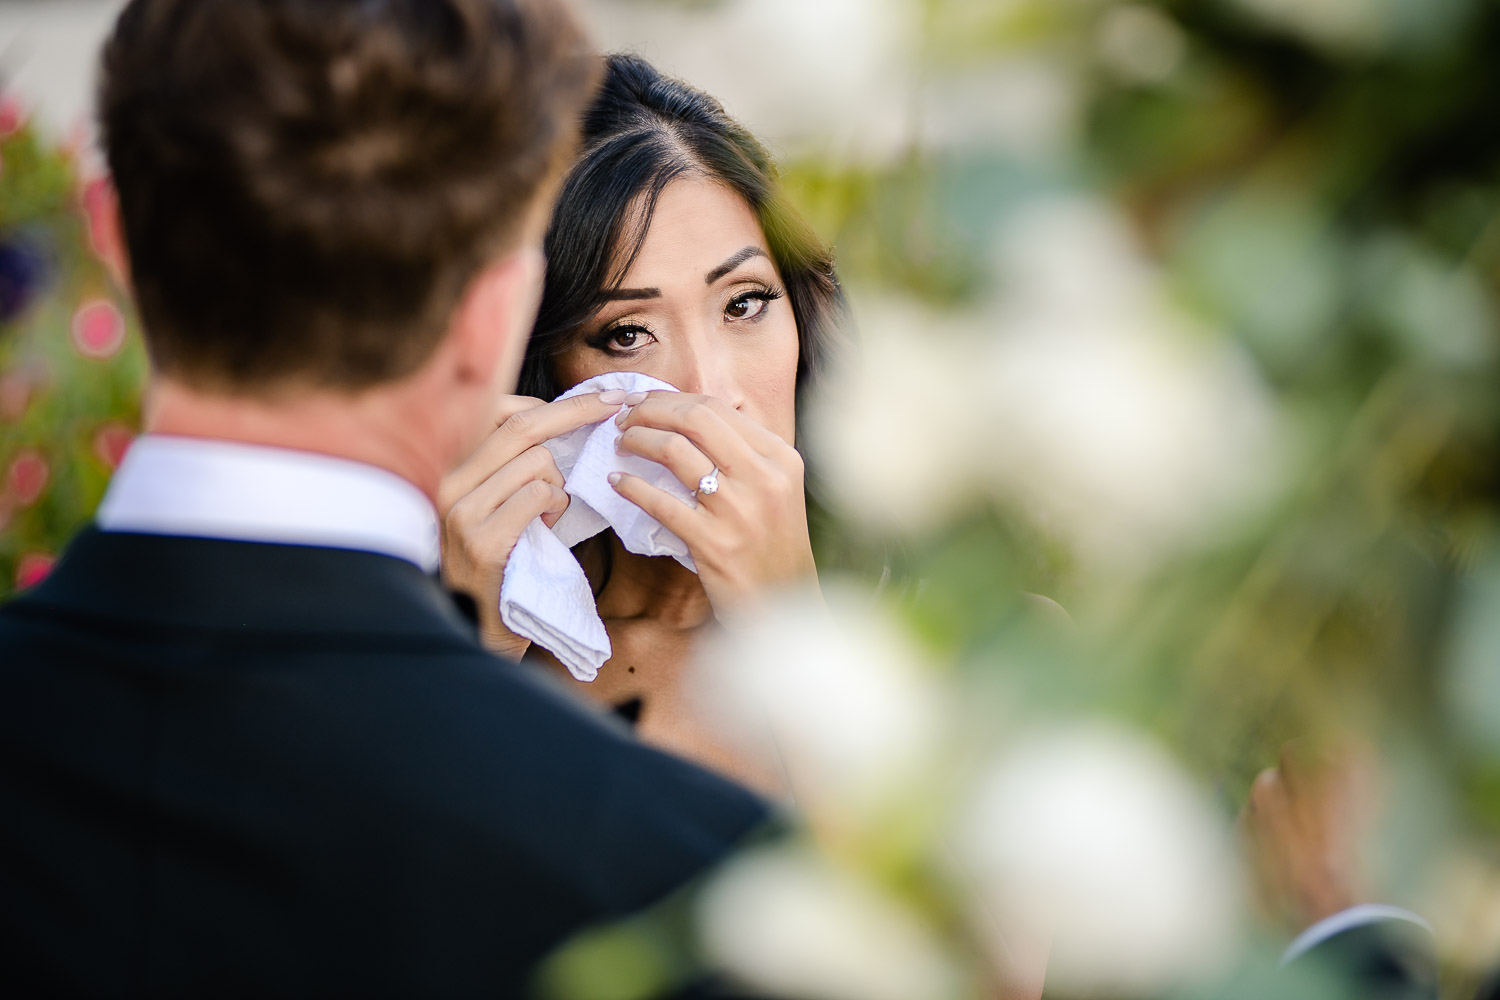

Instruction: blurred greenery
[0,107,147,597]
[785,0,1500,990]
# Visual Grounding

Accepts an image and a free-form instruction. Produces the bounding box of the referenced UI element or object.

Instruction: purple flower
[0,237,46,325]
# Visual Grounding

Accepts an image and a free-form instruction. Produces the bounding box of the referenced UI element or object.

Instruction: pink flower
[71,299,126,360]
[7,450,49,506]
[15,553,55,590]
[80,177,130,289]
[93,423,135,469]
[0,96,24,140]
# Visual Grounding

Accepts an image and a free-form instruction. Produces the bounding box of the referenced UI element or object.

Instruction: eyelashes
[583,322,653,355]
[727,284,785,321]
[584,282,786,357]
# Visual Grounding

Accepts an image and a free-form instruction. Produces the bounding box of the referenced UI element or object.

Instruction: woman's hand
[610,391,818,621]
[439,391,625,656]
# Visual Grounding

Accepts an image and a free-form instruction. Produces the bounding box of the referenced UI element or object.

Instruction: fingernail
[607,472,623,486]
[614,407,630,427]
[623,392,648,405]
[598,389,628,405]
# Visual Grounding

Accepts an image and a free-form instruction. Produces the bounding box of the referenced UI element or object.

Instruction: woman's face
[553,175,801,445]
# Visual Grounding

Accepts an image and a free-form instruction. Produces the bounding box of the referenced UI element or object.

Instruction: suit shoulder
[351,647,772,915]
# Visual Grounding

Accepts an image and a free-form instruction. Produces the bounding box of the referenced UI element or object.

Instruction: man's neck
[146,377,449,502]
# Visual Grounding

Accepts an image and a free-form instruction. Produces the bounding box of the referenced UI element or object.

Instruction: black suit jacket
[0,529,769,997]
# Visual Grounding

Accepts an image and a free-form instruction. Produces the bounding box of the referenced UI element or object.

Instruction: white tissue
[498,372,698,681]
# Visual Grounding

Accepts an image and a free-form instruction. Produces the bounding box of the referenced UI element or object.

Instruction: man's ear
[450,246,546,393]
[83,176,132,293]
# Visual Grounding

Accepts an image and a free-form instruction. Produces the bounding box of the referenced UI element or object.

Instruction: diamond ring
[694,467,720,497]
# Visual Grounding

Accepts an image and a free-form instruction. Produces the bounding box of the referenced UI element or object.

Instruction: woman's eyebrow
[705,246,767,284]
[603,287,661,301]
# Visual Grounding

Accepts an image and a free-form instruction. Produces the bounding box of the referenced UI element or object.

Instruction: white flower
[807,295,991,532]
[979,197,1285,569]
[1095,5,1188,85]
[952,723,1241,997]
[698,846,958,1000]
[812,198,1284,565]
[689,582,945,823]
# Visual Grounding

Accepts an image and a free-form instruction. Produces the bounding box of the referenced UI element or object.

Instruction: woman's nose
[672,338,743,407]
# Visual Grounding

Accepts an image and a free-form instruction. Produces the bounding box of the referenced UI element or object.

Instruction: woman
[439,54,847,791]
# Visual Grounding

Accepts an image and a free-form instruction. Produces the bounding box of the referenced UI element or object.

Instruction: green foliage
[0,109,146,597]
[771,0,1500,989]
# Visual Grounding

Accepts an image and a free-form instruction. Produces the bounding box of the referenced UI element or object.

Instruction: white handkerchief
[498,372,698,681]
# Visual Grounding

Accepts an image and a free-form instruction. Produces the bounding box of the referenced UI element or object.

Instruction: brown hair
[99,0,597,392]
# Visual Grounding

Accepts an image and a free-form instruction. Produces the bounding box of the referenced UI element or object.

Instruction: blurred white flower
[1227,0,1384,53]
[689,582,945,824]
[952,723,1241,997]
[807,295,990,532]
[981,197,1285,569]
[699,846,957,1000]
[1096,5,1188,85]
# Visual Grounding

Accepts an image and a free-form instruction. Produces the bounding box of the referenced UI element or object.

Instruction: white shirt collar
[96,435,441,572]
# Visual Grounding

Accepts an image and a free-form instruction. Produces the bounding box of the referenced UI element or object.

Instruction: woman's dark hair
[518,53,848,414]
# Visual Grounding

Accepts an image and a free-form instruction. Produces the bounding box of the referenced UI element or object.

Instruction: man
[0,1,769,995]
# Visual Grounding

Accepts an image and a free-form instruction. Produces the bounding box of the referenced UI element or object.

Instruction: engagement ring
[695,468,720,496]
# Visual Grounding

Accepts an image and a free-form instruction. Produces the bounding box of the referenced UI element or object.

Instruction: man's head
[100,0,596,439]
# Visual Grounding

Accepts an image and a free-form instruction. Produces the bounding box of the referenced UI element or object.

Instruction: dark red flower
[7,450,49,506]
[15,552,55,589]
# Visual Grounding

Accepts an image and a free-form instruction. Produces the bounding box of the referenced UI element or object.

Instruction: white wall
[0,0,912,160]
[0,0,125,137]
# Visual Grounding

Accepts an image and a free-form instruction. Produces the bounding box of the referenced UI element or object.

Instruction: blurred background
[4,0,1500,997]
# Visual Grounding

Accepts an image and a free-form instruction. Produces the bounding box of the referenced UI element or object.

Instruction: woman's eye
[725,294,768,321]
[584,321,654,355]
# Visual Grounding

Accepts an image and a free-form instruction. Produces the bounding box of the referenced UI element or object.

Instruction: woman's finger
[608,471,702,542]
[615,393,763,475]
[445,391,623,505]
[442,396,545,508]
[442,476,567,601]
[615,425,718,493]
[628,391,786,457]
[491,394,548,428]
[445,445,566,534]
[471,479,572,567]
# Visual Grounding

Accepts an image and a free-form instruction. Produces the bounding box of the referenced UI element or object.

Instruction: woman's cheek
[553,350,628,393]
[741,318,801,444]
